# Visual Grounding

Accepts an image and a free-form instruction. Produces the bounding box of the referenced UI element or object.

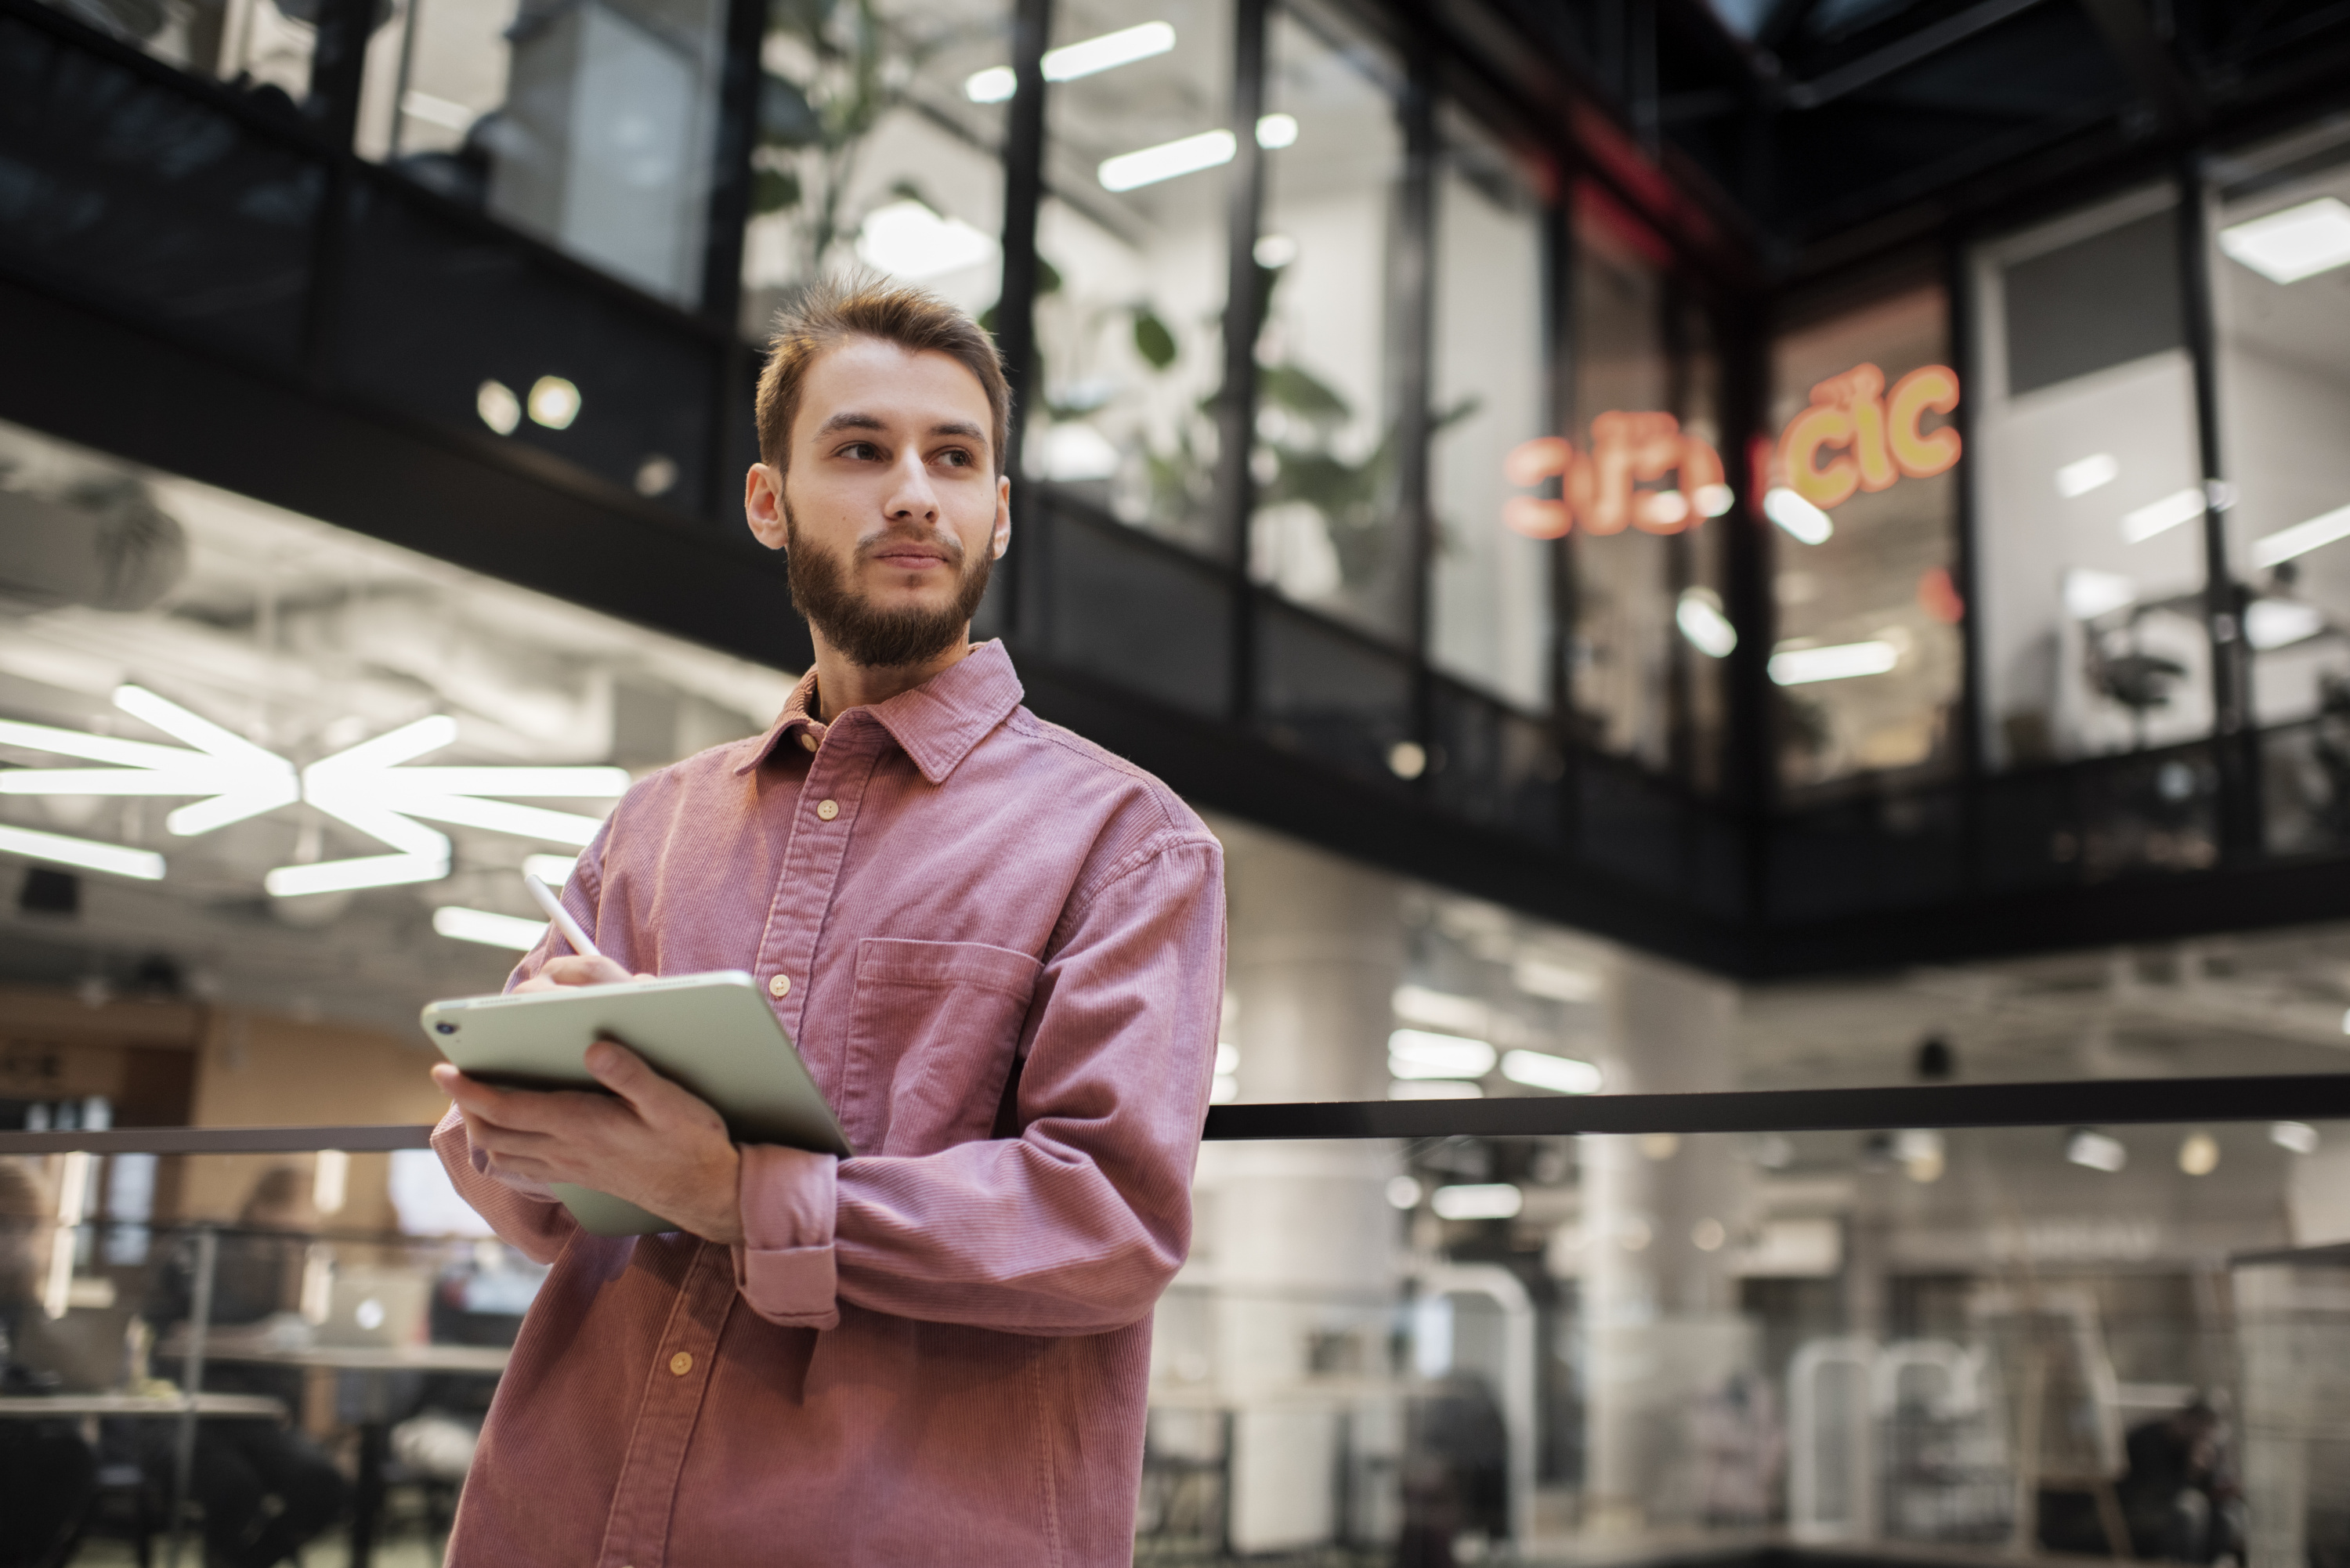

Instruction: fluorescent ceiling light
[477,381,520,435]
[2063,568,2136,621]
[433,905,548,951]
[2177,1132,2219,1176]
[855,200,998,281]
[2219,197,2350,284]
[0,823,164,880]
[1388,1028,1496,1079]
[1097,116,1295,192]
[1386,1176,1422,1210]
[0,695,619,897]
[265,853,448,898]
[1763,486,1832,544]
[1431,1183,1522,1221]
[964,20,1176,101]
[1676,587,1737,659]
[2120,486,2205,544]
[2055,453,2118,499]
[1511,956,1598,1002]
[523,852,579,887]
[2272,1120,2320,1154]
[1392,984,1486,1033]
[2064,1129,2127,1172]
[2250,502,2350,569]
[1499,1049,1602,1094]
[1768,640,1897,685]
[2246,598,2326,651]
[1390,1079,1480,1100]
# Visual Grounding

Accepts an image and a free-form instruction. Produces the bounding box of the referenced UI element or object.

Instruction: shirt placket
[750,715,880,1102]
[595,1241,737,1568]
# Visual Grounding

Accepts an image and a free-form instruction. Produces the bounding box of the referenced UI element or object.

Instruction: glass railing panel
[1175,1118,2341,1563]
[2,1144,528,1566]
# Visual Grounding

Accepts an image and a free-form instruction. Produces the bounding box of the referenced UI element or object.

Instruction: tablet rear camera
[434,1021,457,1035]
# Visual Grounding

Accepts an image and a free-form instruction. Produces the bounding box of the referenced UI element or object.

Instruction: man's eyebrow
[927,420,987,443]
[814,411,888,436]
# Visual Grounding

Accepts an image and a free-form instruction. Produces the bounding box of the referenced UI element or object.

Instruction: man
[430,276,1225,1566]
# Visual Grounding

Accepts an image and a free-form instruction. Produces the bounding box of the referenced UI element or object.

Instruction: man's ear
[745,463,788,551]
[992,473,1012,561]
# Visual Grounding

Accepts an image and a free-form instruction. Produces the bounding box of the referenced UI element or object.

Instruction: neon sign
[1499,363,1961,540]
[1774,363,1961,511]
[1502,414,1730,540]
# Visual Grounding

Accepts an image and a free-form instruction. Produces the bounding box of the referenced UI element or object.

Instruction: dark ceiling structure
[1493,0,2350,273]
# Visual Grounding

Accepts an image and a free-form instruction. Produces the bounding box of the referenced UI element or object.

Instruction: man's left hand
[432,1042,745,1245]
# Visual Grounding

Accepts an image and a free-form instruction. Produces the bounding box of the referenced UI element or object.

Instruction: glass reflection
[1034,0,1235,550]
[1427,107,1549,715]
[1767,276,1963,796]
[739,0,1011,332]
[1972,187,2211,772]
[1246,0,1407,641]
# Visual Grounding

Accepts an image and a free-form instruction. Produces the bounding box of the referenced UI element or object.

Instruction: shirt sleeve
[728,836,1224,1335]
[430,1104,579,1265]
[426,825,617,1262]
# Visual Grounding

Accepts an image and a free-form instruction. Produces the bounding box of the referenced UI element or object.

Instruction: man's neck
[807,631,974,724]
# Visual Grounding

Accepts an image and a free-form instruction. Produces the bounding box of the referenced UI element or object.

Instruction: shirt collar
[737,640,1025,786]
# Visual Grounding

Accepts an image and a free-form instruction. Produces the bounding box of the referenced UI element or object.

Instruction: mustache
[855,525,966,564]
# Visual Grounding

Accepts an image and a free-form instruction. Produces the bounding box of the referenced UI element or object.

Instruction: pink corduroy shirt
[431,640,1225,1566]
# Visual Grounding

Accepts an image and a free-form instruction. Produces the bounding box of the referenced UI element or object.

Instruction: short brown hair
[754,275,1010,475]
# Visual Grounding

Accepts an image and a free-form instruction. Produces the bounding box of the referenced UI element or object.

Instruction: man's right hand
[515,953,641,991]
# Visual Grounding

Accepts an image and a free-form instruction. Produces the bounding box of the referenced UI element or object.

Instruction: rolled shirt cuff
[732,1143,841,1329]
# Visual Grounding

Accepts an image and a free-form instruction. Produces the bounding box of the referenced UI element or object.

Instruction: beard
[783,499,994,670]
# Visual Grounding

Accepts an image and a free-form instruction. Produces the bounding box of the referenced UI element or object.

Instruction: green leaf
[1132,307,1177,370]
[758,74,822,146]
[752,166,801,215]
[1257,363,1350,425]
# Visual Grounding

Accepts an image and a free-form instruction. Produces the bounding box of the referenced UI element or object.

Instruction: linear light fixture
[1499,1049,1602,1094]
[2055,453,2118,499]
[432,905,549,951]
[1676,587,1737,658]
[522,852,580,887]
[0,688,626,897]
[966,20,1177,101]
[2065,1128,2127,1172]
[2251,501,2350,569]
[1763,486,1832,544]
[2219,197,2350,285]
[1768,640,1898,685]
[1097,116,1296,192]
[2120,487,2205,544]
[1388,1028,1497,1079]
[0,823,164,880]
[1431,1183,1522,1221]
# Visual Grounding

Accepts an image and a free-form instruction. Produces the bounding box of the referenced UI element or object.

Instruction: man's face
[745,337,1010,668]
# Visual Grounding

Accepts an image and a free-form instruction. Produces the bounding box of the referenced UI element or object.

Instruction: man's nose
[884,452,940,521]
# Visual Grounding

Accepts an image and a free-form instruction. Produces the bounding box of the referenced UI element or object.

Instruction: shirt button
[768,974,790,998]
[797,732,817,753]
[669,1351,693,1376]
[816,798,840,821]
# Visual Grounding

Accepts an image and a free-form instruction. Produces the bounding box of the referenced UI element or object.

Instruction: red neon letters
[1502,413,1727,540]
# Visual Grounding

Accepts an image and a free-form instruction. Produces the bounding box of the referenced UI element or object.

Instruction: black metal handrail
[3,1072,2343,1157]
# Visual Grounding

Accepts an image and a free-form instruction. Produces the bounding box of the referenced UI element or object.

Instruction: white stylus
[523,872,604,962]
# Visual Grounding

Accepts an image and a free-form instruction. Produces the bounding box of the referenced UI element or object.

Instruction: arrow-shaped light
[0,689,627,896]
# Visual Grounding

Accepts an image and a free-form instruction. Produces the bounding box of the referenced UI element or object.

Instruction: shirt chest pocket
[838,938,1043,1157]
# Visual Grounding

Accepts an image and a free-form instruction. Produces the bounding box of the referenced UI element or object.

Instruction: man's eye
[938,449,973,468]
[841,442,880,460]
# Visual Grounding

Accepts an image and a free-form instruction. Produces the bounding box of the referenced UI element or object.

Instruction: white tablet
[421,970,852,1237]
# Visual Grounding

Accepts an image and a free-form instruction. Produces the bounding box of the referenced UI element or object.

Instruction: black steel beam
[5,1071,2342,1156]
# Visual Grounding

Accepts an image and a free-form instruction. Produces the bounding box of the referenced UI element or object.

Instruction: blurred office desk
[0,1391,285,1418]
[167,1339,512,1567]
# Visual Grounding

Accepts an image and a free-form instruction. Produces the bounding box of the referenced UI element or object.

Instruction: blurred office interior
[5,0,2350,1561]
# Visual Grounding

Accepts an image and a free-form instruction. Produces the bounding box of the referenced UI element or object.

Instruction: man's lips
[871,548,948,569]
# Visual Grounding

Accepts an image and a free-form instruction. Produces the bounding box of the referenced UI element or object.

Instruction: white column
[1191,818,1401,1553]
[1581,949,1752,1534]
